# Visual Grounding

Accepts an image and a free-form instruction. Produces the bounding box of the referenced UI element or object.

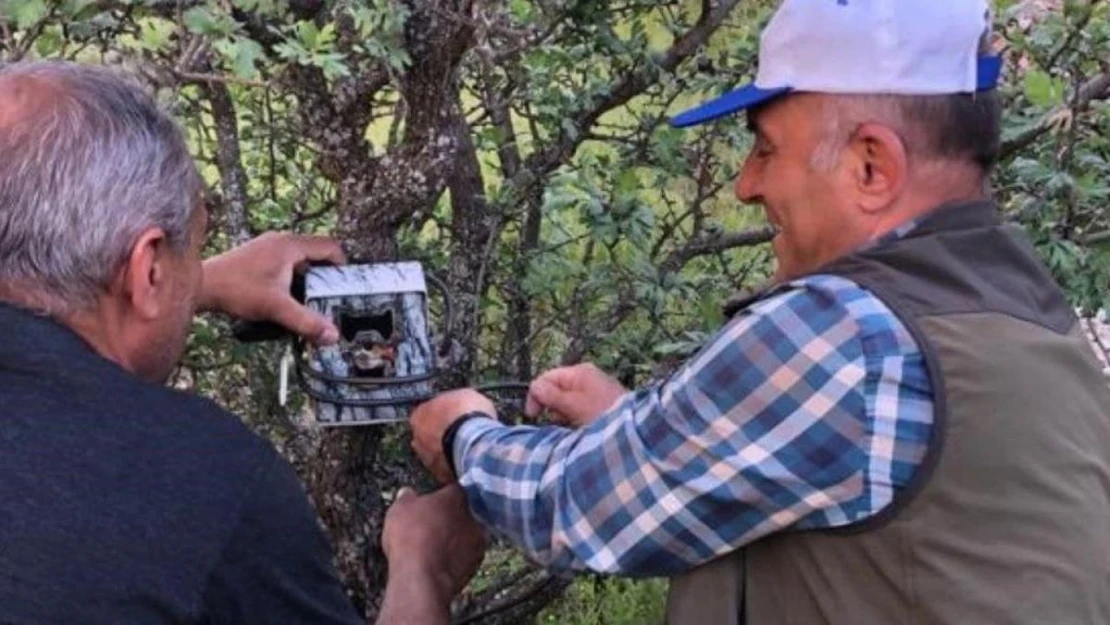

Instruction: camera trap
[233,259,528,426]
[295,262,438,425]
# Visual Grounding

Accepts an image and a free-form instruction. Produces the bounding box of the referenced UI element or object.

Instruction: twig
[265,87,277,202]
[1044,0,1100,69]
[452,574,570,625]
[1059,72,1084,235]
[181,356,235,371]
[0,16,14,57]
[1001,66,1110,160]
[1083,229,1110,245]
[662,226,776,273]
[10,1,58,62]
[177,71,267,88]
[202,81,253,244]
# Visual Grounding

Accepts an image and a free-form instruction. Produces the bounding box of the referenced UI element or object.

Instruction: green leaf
[33,26,62,55]
[1024,70,1064,108]
[241,0,281,14]
[218,37,266,79]
[273,40,306,63]
[615,169,639,195]
[316,53,350,80]
[61,0,97,20]
[183,6,218,34]
[4,0,49,29]
[509,0,533,21]
[296,20,319,49]
[136,17,174,51]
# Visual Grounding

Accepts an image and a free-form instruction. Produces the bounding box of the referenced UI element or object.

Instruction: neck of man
[873,163,989,236]
[66,300,150,377]
[0,286,145,377]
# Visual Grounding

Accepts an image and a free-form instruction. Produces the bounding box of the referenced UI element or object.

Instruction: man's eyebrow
[746,116,771,143]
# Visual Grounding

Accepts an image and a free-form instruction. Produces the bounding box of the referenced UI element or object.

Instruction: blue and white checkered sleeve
[453,276,933,577]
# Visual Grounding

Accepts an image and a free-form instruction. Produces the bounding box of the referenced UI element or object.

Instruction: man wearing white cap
[410,1,1110,622]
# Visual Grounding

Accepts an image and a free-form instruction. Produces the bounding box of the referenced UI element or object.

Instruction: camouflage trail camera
[296,262,440,425]
[234,261,448,426]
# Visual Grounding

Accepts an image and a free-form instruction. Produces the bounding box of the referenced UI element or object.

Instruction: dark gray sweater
[0,303,362,624]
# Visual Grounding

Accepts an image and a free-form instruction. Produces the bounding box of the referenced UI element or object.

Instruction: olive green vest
[666,201,1110,624]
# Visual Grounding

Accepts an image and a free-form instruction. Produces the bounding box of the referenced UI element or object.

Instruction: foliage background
[2,0,1108,622]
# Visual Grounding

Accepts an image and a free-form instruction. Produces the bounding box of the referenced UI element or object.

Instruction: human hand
[525,363,629,428]
[199,232,346,345]
[378,485,487,622]
[410,389,496,483]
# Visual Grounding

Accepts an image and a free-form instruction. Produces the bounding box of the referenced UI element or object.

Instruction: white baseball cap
[670,0,1002,128]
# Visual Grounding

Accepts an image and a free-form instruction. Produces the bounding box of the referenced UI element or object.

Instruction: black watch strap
[441,411,493,480]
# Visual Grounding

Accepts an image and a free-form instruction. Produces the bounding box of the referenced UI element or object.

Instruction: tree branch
[0,15,15,56]
[10,2,57,62]
[1000,66,1110,160]
[453,573,571,625]
[178,71,267,88]
[202,82,253,244]
[444,83,497,382]
[663,225,776,272]
[1044,1,1098,69]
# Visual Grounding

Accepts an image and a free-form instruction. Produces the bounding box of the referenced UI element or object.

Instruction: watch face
[301,263,437,426]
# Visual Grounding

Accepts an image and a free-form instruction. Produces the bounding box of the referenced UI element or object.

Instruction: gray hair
[0,61,201,313]
[809,91,1002,174]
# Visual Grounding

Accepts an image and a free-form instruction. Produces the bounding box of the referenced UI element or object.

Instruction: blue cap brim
[668,84,792,129]
[976,55,1002,91]
[669,55,1004,129]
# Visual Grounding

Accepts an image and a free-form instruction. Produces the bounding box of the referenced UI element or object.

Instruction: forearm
[453,388,708,576]
[197,256,229,313]
[375,564,453,625]
[452,310,881,577]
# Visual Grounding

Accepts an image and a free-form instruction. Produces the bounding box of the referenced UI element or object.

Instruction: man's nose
[734,157,762,204]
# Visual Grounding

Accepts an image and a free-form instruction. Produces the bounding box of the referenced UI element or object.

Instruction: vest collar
[722,199,1002,317]
[896,199,1001,240]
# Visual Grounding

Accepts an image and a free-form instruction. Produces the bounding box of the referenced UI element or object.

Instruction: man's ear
[843,122,907,214]
[119,227,172,321]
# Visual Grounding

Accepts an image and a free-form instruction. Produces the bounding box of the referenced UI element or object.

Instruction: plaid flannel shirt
[452,244,933,577]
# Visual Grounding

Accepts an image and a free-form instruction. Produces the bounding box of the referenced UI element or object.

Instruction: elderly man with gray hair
[0,61,482,624]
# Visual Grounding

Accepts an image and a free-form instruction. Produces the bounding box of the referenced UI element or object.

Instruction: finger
[270,296,340,345]
[527,378,577,422]
[525,377,561,418]
[524,387,543,418]
[524,368,575,418]
[434,461,455,485]
[395,486,417,503]
[287,235,347,267]
[411,437,441,476]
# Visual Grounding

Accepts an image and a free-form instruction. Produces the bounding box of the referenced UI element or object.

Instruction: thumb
[527,378,579,421]
[524,380,545,418]
[394,486,417,503]
[272,298,340,345]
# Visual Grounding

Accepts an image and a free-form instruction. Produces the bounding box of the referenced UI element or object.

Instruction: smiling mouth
[764,211,782,235]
